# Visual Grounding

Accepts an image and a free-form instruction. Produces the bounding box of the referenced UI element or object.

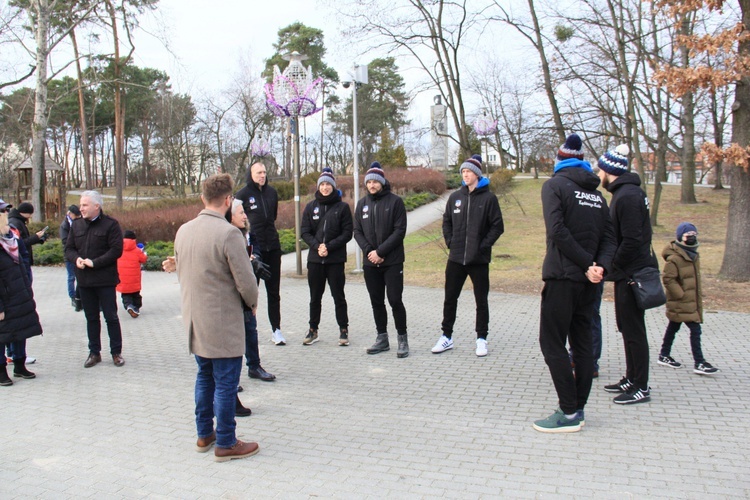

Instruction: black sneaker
[338,329,349,346]
[694,362,719,375]
[658,355,682,368]
[302,329,319,345]
[604,377,634,393]
[613,387,651,405]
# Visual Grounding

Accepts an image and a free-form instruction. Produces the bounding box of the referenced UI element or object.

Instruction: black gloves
[252,258,271,281]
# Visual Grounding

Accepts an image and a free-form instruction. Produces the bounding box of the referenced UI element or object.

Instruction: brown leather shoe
[195,432,216,453]
[84,353,102,368]
[112,354,125,367]
[214,439,259,462]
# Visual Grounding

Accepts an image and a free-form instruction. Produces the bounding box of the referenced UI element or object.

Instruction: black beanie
[17,202,34,214]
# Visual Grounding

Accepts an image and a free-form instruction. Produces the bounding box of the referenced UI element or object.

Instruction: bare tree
[342,0,493,158]
[653,0,750,280]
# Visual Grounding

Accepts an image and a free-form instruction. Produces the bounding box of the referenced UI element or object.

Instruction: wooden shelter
[15,156,65,220]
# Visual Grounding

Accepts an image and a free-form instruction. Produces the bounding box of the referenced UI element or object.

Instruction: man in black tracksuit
[534,133,616,433]
[301,168,353,346]
[64,190,125,368]
[598,144,657,405]
[235,162,286,346]
[353,162,409,358]
[432,154,504,357]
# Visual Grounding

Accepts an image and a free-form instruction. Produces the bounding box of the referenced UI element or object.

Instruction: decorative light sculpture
[473,113,498,171]
[264,52,323,118]
[264,52,323,275]
[250,138,271,158]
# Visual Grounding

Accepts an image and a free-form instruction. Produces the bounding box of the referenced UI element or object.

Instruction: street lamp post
[344,64,368,272]
[264,51,323,275]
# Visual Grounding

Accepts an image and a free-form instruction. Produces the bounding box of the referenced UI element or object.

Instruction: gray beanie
[364,162,386,185]
[317,167,336,189]
[460,154,483,178]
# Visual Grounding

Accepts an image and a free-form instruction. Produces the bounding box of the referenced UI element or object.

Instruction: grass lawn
[390,179,748,314]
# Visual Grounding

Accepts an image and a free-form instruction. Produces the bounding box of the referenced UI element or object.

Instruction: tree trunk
[30,0,53,222]
[105,0,125,208]
[681,89,698,203]
[70,29,93,190]
[719,0,750,281]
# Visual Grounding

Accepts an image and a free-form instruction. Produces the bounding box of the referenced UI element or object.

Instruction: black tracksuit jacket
[353,182,407,267]
[541,166,617,282]
[442,177,504,266]
[235,181,281,253]
[606,172,657,280]
[301,190,353,265]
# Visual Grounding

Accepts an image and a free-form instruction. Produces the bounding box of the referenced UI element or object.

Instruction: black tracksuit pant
[614,279,650,390]
[307,262,348,330]
[363,263,407,335]
[259,249,282,331]
[539,279,597,414]
[441,260,490,339]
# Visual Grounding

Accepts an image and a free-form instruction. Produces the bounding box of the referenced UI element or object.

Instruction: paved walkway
[4,265,749,498]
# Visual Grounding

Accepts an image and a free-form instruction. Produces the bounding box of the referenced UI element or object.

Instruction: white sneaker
[476,338,488,357]
[271,329,286,346]
[431,335,454,354]
[26,356,36,364]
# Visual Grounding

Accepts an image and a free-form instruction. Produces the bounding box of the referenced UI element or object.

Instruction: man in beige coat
[174,173,260,462]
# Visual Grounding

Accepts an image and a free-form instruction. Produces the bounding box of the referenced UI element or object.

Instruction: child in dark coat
[116,230,147,318]
[658,222,719,375]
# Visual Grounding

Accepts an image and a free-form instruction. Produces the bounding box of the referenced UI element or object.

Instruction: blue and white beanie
[317,167,336,189]
[556,133,585,164]
[365,162,386,185]
[460,154,483,178]
[598,144,629,176]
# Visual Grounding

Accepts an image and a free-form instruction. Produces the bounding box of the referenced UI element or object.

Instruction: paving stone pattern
[3,266,749,498]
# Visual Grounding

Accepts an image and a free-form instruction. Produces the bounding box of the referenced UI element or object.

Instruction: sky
[131,0,353,96]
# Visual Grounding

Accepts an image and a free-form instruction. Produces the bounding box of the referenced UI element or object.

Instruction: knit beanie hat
[460,154,484,178]
[317,167,336,189]
[556,133,584,164]
[598,144,629,176]
[365,162,386,185]
[17,202,34,214]
[123,230,136,240]
[676,222,697,242]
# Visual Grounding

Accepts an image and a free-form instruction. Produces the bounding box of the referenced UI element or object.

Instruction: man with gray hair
[64,190,125,368]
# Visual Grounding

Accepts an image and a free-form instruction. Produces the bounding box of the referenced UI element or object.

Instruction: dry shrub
[335,168,446,199]
[110,198,203,243]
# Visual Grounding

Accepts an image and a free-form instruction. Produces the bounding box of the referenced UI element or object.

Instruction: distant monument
[429,95,449,171]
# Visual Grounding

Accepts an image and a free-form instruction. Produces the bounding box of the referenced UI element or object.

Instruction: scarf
[0,233,20,263]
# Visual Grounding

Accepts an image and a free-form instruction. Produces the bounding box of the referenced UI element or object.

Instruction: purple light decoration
[264,52,323,118]
[250,139,271,158]
[473,116,498,137]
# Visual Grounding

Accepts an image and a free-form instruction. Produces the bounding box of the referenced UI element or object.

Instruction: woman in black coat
[0,201,43,386]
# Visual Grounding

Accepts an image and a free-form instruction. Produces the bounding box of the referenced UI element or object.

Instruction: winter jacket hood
[553,158,594,174]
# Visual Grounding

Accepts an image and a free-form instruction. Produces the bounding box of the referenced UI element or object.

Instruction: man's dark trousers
[79,285,122,355]
[539,279,596,414]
